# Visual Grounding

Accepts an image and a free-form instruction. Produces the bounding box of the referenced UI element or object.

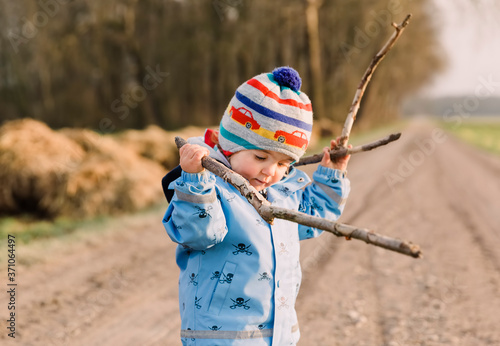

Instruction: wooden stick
[266,205,421,258]
[295,132,401,167]
[338,14,412,148]
[175,136,422,258]
[175,137,275,223]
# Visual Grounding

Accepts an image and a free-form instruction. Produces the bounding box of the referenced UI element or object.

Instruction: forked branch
[295,132,401,166]
[297,14,411,165]
[339,14,412,148]
[175,136,422,258]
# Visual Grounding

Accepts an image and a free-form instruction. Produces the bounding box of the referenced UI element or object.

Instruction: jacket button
[297,177,304,183]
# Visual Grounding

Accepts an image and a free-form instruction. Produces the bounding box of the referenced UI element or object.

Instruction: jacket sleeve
[162,170,228,250]
[298,165,350,240]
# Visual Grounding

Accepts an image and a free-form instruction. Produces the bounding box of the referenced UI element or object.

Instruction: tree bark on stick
[175,137,422,258]
[295,132,401,166]
[339,14,412,148]
[264,205,421,258]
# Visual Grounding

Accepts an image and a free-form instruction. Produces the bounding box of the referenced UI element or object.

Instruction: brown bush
[114,125,179,170]
[58,128,167,218]
[0,119,167,219]
[114,125,207,170]
[0,119,84,217]
[175,126,208,141]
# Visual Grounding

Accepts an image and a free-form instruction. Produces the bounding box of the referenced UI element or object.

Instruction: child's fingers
[324,146,331,159]
[181,144,209,157]
[320,146,331,166]
[194,148,209,161]
[179,144,209,173]
[320,138,352,169]
[331,138,338,149]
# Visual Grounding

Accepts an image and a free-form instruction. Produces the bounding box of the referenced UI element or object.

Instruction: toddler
[163,66,350,345]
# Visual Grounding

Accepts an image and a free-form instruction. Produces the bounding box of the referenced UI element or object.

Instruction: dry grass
[114,125,179,169]
[114,125,206,169]
[59,127,166,218]
[0,119,84,217]
[0,119,169,219]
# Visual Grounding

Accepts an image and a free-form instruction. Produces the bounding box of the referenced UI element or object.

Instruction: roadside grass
[0,203,166,245]
[0,214,107,244]
[440,117,500,155]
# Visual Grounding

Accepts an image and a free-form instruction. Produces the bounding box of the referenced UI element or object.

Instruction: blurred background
[0,0,454,130]
[1,0,499,130]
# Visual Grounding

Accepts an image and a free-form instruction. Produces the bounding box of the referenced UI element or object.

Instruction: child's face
[229,149,294,191]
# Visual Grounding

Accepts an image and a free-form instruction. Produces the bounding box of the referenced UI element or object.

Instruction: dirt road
[2,118,500,345]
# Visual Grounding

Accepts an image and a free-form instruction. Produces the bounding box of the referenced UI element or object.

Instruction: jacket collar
[267,167,310,202]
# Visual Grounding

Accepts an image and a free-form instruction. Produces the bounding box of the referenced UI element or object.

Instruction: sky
[423,0,500,97]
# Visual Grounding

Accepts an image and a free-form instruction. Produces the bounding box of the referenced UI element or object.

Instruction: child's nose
[262,164,277,176]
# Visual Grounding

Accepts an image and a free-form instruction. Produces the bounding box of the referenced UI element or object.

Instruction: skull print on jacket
[163,136,350,346]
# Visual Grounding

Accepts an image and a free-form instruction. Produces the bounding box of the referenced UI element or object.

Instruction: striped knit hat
[219,66,313,162]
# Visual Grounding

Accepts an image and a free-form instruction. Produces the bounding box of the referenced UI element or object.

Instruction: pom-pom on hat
[218,66,313,162]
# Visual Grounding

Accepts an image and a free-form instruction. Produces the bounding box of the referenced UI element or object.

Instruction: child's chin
[250,183,266,191]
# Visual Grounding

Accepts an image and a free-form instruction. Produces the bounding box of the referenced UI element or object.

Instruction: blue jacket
[162,139,350,345]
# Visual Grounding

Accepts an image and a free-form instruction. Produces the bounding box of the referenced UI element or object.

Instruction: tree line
[0,0,444,132]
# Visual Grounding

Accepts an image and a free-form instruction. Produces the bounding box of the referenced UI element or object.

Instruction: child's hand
[320,137,351,171]
[179,144,210,173]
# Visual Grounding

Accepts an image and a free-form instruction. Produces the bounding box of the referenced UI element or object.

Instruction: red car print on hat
[274,130,308,149]
[230,106,261,130]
